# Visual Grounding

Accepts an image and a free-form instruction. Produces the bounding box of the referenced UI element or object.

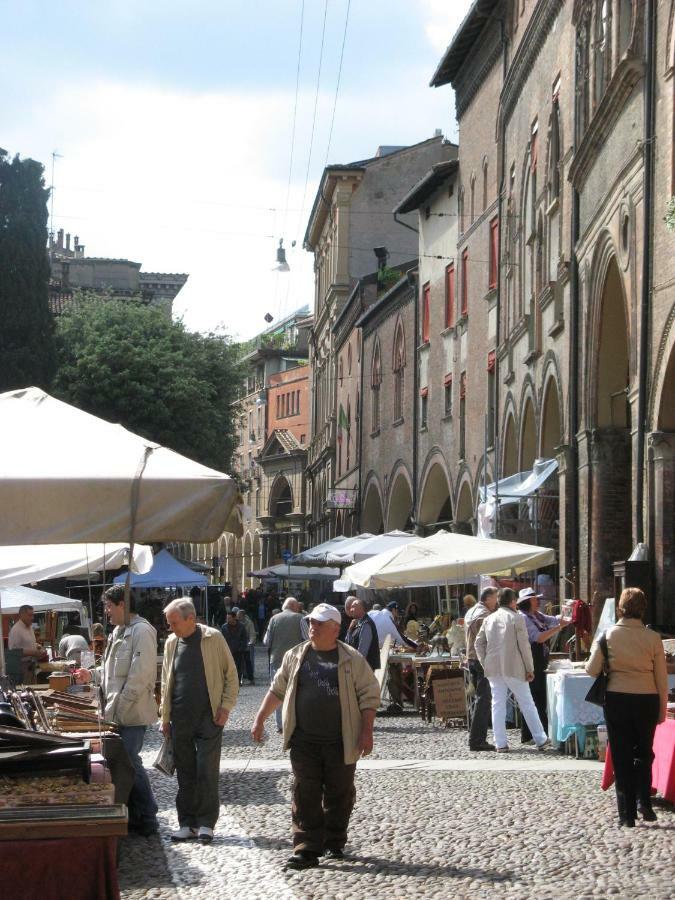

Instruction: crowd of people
[59,574,667,871]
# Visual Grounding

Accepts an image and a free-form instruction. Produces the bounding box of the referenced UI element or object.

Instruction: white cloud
[418,0,472,55]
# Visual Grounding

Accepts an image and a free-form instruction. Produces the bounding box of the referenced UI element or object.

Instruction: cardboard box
[432,677,466,719]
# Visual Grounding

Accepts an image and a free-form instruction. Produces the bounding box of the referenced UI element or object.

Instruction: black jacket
[345,614,381,671]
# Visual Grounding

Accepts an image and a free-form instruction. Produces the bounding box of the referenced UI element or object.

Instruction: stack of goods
[39,689,115,733]
[0,775,114,809]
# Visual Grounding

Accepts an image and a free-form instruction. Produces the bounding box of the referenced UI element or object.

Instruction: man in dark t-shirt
[292,647,342,743]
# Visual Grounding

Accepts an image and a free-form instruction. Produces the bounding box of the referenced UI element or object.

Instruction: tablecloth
[546,670,604,750]
[602,719,675,803]
[0,835,119,900]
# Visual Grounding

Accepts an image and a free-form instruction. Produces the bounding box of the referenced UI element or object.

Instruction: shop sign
[432,676,466,719]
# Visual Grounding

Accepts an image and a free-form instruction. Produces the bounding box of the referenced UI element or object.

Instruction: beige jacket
[271,640,381,765]
[475,606,534,681]
[586,619,668,714]
[161,624,239,723]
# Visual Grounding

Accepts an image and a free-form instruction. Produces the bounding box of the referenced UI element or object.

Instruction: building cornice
[455,35,503,119]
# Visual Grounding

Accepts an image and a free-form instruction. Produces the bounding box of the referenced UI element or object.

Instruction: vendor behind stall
[8,604,44,682]
[58,615,91,663]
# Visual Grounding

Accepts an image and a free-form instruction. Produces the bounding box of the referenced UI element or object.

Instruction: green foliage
[53,293,242,473]
[377,266,402,292]
[0,150,56,391]
[666,197,675,233]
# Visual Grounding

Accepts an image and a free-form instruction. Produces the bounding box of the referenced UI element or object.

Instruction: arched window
[371,339,382,433]
[346,398,352,470]
[548,97,561,201]
[470,173,476,225]
[482,157,488,212]
[593,0,611,107]
[575,11,591,138]
[347,343,352,375]
[338,356,344,387]
[458,187,465,234]
[392,322,406,423]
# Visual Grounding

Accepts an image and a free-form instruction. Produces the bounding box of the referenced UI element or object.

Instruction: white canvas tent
[292,531,417,568]
[1,585,86,619]
[341,531,555,590]
[249,564,340,581]
[0,543,153,588]
[0,387,242,545]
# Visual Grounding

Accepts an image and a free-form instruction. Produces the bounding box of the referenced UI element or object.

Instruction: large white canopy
[341,531,556,590]
[0,584,86,618]
[0,543,153,588]
[293,531,416,567]
[0,387,242,545]
[250,564,340,581]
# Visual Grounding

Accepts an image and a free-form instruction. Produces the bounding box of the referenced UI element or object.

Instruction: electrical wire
[281,0,306,241]
[323,0,351,170]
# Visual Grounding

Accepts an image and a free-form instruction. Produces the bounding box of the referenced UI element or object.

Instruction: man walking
[263,596,304,731]
[464,586,498,752]
[251,603,380,870]
[75,585,159,836]
[475,588,549,753]
[221,609,249,685]
[237,607,257,685]
[161,598,239,843]
[344,596,381,671]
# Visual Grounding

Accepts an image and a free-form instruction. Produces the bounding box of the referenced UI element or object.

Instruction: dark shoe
[322,847,344,860]
[284,851,320,870]
[618,818,636,828]
[128,821,159,837]
[469,742,496,752]
[380,703,403,717]
[639,806,657,822]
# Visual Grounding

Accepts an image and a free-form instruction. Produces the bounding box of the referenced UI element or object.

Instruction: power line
[323,0,351,170]
[281,0,306,241]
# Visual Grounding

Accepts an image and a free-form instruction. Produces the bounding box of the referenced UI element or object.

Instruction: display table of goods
[0,683,126,900]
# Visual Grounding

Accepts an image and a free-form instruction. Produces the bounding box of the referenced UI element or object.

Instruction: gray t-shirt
[266,610,304,668]
[172,628,210,718]
[292,647,341,744]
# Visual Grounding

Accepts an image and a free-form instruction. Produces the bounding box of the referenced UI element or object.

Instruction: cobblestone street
[117,651,674,900]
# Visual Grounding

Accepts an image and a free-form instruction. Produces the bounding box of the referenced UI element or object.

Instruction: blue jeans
[118,724,159,828]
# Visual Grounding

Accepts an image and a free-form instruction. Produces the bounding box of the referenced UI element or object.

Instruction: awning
[293,531,416,568]
[0,584,86,618]
[113,549,207,589]
[0,543,153,588]
[292,535,366,567]
[477,458,558,539]
[249,564,340,581]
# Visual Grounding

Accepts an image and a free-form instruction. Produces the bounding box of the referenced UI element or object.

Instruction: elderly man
[161,597,239,843]
[264,596,304,731]
[8,604,44,682]
[75,585,159,836]
[475,588,549,753]
[464,586,499,752]
[252,603,380,870]
[344,596,381,671]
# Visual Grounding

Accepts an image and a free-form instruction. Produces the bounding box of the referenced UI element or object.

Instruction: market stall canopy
[0,543,153,588]
[0,387,242,545]
[0,584,85,617]
[113,549,207,589]
[477,458,558,538]
[341,531,556,590]
[291,535,355,566]
[292,531,416,567]
[249,564,340,581]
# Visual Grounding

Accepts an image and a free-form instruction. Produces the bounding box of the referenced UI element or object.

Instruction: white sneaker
[198,826,214,843]
[171,826,198,841]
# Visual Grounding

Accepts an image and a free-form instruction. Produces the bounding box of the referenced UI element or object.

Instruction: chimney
[65,233,71,251]
[57,228,64,249]
[61,261,70,291]
[434,128,443,138]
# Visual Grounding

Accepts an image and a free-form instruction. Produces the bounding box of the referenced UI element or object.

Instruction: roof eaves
[430,0,500,88]
[393,160,460,214]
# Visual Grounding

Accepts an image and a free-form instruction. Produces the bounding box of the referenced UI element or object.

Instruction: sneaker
[322,847,344,860]
[198,826,214,843]
[496,746,510,753]
[284,851,320,870]
[171,826,198,841]
[536,738,552,751]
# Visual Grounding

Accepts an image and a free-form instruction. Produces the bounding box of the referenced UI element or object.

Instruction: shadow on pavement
[218,770,289,807]
[331,855,516,883]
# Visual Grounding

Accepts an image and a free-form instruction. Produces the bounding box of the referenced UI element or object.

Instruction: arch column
[648,433,675,630]
[555,444,575,599]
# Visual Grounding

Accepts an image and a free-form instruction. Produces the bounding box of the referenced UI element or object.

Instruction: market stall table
[546,668,604,752]
[388,652,459,711]
[601,718,675,803]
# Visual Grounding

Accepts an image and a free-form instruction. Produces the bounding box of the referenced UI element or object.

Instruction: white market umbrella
[341,530,555,590]
[0,387,242,544]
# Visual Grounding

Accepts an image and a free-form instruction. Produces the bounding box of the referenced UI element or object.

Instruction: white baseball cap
[307,603,342,625]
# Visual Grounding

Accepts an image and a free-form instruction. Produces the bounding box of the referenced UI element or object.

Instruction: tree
[0,149,56,390]
[53,293,241,473]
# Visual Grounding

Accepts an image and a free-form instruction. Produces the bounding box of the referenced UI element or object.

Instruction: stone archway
[540,376,562,458]
[454,479,474,534]
[386,469,413,531]
[520,396,537,471]
[503,413,518,477]
[418,459,453,532]
[269,475,293,518]
[361,479,384,534]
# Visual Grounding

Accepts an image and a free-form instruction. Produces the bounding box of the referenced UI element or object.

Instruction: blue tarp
[113,549,207,588]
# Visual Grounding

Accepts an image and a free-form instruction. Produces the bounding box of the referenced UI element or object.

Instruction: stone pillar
[555,444,575,601]
[589,428,633,607]
[576,430,592,601]
[649,432,675,630]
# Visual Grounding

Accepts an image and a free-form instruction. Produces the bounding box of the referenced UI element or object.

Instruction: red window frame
[445,264,455,328]
[422,282,431,343]
[461,249,469,317]
[489,218,499,290]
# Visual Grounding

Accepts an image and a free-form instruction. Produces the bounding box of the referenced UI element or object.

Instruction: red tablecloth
[0,835,119,900]
[602,719,675,803]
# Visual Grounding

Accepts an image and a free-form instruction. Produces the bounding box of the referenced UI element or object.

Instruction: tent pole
[0,591,5,677]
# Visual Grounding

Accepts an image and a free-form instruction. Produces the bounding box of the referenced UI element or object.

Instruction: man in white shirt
[8,605,42,681]
[368,602,416,712]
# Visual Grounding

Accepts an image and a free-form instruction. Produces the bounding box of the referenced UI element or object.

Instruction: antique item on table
[48,672,72,693]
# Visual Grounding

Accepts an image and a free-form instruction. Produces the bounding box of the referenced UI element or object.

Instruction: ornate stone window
[392,322,406,424]
[371,340,381,433]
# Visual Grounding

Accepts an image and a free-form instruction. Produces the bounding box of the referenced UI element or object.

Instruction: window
[276,395,280,418]
[575,12,591,138]
[444,374,453,416]
[445,264,455,328]
[296,390,300,415]
[393,323,405,423]
[459,372,467,459]
[459,188,465,233]
[338,357,344,387]
[489,217,499,290]
[371,340,382,433]
[346,400,352,470]
[422,282,431,343]
[461,249,469,317]
[482,157,488,212]
[420,387,428,429]
[347,343,352,374]
[470,173,476,224]
[548,92,561,201]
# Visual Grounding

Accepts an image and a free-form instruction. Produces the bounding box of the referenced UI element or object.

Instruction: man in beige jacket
[161,597,239,843]
[475,588,549,752]
[252,603,380,870]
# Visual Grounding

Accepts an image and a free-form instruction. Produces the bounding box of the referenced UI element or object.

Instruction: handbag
[153,735,175,777]
[585,634,609,707]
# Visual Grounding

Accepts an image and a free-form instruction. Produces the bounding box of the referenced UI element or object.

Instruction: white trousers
[488,675,547,748]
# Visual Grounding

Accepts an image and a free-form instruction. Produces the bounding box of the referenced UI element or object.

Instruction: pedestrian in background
[475,587,549,753]
[264,597,304,731]
[221,609,249,685]
[464,587,498,751]
[344,596,381,671]
[251,603,380,870]
[161,598,239,843]
[237,607,257,685]
[586,587,668,827]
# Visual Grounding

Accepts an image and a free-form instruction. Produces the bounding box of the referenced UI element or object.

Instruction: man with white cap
[251,602,380,871]
[516,586,570,743]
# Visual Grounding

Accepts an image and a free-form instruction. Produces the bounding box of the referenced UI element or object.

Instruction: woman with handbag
[586,588,668,827]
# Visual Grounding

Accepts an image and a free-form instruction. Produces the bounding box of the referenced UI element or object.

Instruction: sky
[2,0,472,340]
